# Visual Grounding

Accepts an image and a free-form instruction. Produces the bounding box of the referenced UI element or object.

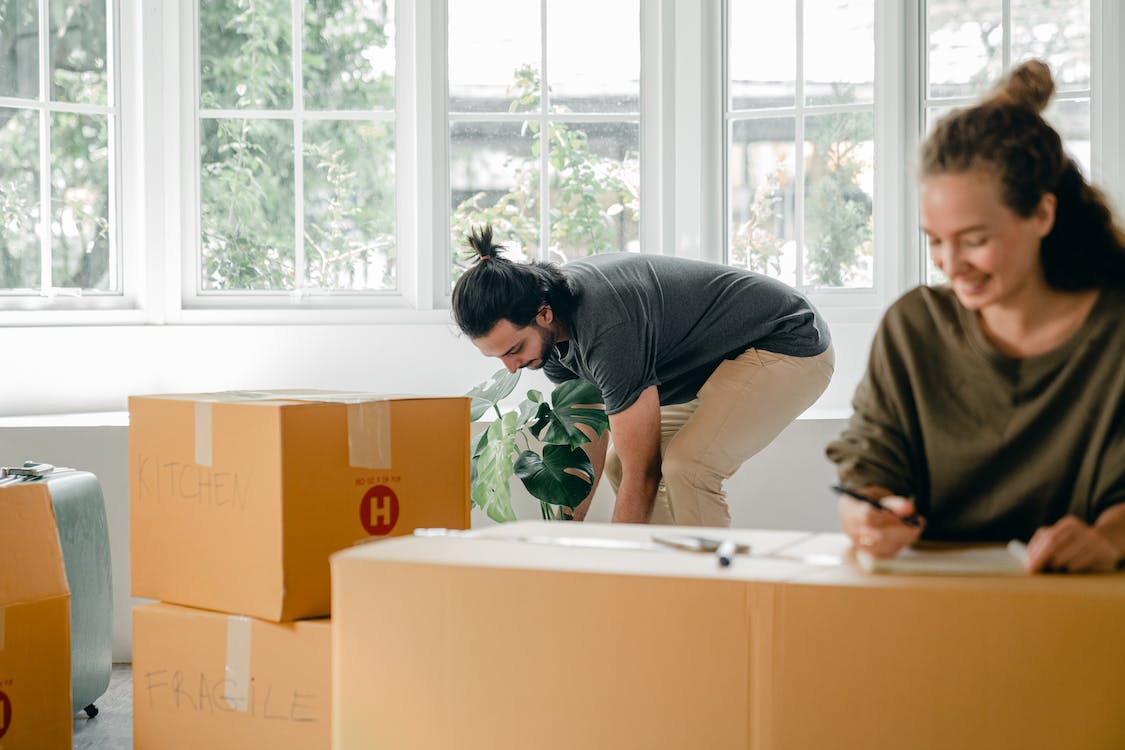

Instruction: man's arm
[606,386,663,523]
[569,429,608,521]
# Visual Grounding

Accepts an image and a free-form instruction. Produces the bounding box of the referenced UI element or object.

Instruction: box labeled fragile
[0,482,72,750]
[130,391,470,621]
[133,602,330,750]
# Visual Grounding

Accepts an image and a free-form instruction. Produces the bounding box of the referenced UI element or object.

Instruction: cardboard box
[133,602,331,750]
[0,483,72,750]
[331,521,1125,750]
[130,391,470,621]
[330,522,810,749]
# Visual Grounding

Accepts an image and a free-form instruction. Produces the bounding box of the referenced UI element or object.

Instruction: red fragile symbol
[0,690,10,739]
[360,484,399,536]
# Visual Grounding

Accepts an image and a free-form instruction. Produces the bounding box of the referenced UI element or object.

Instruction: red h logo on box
[360,485,399,536]
[0,690,11,739]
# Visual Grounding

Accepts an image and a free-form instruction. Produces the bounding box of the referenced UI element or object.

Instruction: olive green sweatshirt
[827,285,1125,542]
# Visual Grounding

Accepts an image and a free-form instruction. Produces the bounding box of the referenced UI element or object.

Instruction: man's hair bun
[466,224,504,264]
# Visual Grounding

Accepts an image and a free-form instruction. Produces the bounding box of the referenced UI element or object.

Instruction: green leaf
[514,444,594,509]
[470,414,519,523]
[542,379,609,447]
[465,369,521,421]
[516,397,540,426]
[528,401,553,440]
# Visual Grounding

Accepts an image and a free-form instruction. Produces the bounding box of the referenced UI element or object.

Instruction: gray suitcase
[0,462,113,717]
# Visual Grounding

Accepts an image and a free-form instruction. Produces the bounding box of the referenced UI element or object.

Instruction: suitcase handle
[1,461,56,478]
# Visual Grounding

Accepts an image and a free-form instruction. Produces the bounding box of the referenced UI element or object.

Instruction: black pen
[830,484,922,528]
[716,539,737,567]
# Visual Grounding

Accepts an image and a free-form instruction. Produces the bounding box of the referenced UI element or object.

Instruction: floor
[72,664,132,750]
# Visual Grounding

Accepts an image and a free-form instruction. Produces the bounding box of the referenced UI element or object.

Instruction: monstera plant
[467,369,610,523]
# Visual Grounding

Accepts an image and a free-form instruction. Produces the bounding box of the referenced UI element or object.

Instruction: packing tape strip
[195,402,213,467]
[224,615,251,713]
[192,393,395,469]
[347,401,392,469]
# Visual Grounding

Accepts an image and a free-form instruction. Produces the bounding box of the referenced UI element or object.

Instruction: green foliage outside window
[450,64,640,280]
[0,0,111,291]
[198,0,395,293]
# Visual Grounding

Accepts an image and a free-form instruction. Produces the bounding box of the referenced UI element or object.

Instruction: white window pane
[199,0,292,110]
[927,0,1003,100]
[450,121,539,278]
[448,0,540,114]
[803,111,873,289]
[0,0,38,99]
[1046,97,1090,178]
[804,0,873,106]
[1011,0,1090,93]
[303,0,394,111]
[729,0,796,110]
[729,117,797,285]
[199,118,295,291]
[50,0,108,105]
[51,112,112,290]
[0,107,40,289]
[548,121,638,261]
[303,119,396,290]
[547,0,639,114]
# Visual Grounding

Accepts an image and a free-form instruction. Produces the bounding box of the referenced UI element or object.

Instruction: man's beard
[526,321,556,370]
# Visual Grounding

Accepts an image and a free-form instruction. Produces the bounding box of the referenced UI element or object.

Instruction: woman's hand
[1026,515,1120,573]
[838,486,924,558]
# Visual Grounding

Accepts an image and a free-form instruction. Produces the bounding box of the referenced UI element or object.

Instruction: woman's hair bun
[986,58,1055,114]
[466,224,504,264]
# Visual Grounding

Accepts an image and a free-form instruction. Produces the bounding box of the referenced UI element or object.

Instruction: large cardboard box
[331,521,1125,750]
[330,522,810,749]
[133,602,331,750]
[130,391,470,621]
[0,483,72,750]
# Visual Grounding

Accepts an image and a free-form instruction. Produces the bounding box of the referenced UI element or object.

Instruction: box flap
[333,521,816,582]
[133,390,467,405]
[0,483,69,604]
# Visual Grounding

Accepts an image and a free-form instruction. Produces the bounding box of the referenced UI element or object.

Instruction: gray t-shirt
[543,253,830,414]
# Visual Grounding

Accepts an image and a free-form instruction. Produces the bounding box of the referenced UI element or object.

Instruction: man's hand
[607,386,662,523]
[1026,515,1122,573]
[838,486,924,558]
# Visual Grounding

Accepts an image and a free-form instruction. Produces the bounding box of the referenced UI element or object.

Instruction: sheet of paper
[857,540,1029,575]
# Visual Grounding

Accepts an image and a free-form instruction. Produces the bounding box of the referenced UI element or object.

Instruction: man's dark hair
[451,225,576,337]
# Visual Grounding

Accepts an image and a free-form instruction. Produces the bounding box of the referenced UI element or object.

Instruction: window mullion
[539,0,549,263]
[794,0,805,290]
[38,0,51,293]
[292,0,306,292]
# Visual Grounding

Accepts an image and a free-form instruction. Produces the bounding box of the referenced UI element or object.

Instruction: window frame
[0,0,138,315]
[3,0,1123,419]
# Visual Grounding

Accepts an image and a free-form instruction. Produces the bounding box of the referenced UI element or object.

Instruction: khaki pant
[604,345,834,527]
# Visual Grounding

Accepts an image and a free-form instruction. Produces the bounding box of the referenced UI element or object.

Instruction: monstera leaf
[514,444,595,509]
[466,369,610,519]
[470,412,519,523]
[466,369,521,421]
[536,378,609,448]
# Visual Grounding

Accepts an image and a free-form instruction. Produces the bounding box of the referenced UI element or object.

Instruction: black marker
[830,484,922,528]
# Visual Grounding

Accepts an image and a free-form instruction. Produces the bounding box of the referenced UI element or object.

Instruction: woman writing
[827,60,1125,573]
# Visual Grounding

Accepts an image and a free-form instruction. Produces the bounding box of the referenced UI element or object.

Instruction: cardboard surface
[133,603,331,750]
[0,483,72,750]
[130,391,470,621]
[331,522,1125,750]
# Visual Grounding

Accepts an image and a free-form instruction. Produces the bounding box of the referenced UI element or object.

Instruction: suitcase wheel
[84,703,99,719]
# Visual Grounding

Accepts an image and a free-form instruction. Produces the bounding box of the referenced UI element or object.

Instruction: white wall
[0,415,847,662]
